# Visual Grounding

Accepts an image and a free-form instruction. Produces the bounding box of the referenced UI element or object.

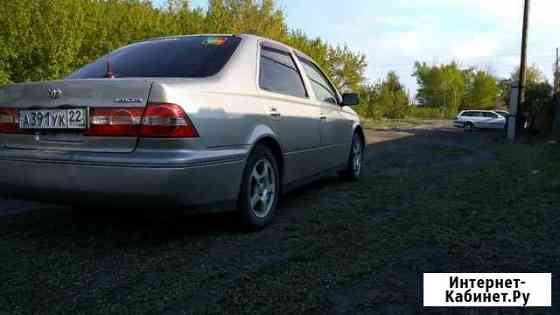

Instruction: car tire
[465,122,474,131]
[339,132,364,181]
[237,144,280,231]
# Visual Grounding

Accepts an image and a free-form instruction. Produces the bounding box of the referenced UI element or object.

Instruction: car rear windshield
[67,36,242,79]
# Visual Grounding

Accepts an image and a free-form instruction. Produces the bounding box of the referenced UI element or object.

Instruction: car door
[296,55,351,170]
[477,112,495,129]
[459,111,471,124]
[485,112,505,129]
[471,111,485,128]
[478,112,490,128]
[257,42,322,184]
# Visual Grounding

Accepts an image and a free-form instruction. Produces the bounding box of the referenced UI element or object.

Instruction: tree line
[357,62,553,120]
[0,0,367,92]
[0,0,551,122]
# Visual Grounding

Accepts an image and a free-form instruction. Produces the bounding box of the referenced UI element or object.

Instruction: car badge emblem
[114,97,144,104]
[48,87,63,99]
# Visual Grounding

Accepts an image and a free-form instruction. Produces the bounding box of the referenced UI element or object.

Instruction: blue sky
[187,0,559,94]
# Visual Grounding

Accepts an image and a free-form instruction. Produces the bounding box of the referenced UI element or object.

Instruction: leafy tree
[499,65,554,131]
[498,78,512,106]
[526,82,553,114]
[511,65,546,86]
[462,69,500,110]
[205,0,287,38]
[357,71,409,119]
[413,62,502,114]
[326,45,367,92]
[0,0,367,94]
[501,65,545,106]
[501,65,552,112]
[357,83,381,119]
[413,62,466,114]
[0,70,9,85]
[381,71,409,118]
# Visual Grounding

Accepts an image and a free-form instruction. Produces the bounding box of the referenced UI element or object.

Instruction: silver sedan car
[0,34,364,230]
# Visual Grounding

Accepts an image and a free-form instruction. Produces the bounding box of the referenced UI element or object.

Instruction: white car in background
[454,110,507,130]
[494,110,510,118]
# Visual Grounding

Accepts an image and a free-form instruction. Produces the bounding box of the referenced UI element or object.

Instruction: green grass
[428,145,470,157]
[407,106,455,120]
[1,138,559,314]
[362,118,449,130]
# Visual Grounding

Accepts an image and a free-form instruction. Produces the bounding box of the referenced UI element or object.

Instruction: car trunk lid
[0,79,152,153]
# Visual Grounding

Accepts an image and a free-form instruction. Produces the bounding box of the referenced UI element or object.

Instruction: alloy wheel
[352,138,363,177]
[248,158,276,218]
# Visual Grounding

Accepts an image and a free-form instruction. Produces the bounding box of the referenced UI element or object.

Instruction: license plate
[19,108,88,130]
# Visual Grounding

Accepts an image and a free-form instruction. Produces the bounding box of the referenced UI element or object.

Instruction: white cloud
[417,0,560,27]
[289,0,560,94]
[449,33,502,60]
[438,0,521,21]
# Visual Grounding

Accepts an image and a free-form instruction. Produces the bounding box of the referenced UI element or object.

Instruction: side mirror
[342,93,359,106]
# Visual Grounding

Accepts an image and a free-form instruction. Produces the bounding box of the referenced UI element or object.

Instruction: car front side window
[298,58,339,105]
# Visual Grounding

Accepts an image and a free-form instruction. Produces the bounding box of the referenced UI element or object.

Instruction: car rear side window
[298,58,339,105]
[463,112,479,117]
[259,46,307,98]
[67,36,242,79]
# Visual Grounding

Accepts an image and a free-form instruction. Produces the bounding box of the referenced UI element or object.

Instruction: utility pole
[554,48,560,129]
[555,48,559,91]
[509,0,531,142]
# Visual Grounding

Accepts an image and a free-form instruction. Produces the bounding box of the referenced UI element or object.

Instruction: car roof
[141,33,235,42]
[239,34,315,60]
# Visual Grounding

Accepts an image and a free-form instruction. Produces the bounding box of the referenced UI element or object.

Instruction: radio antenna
[105,56,114,79]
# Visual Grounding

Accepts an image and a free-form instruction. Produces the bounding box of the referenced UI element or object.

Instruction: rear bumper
[0,147,248,210]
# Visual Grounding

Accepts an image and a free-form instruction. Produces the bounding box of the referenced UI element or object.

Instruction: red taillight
[85,103,197,138]
[0,108,18,133]
[139,103,198,138]
[86,108,144,137]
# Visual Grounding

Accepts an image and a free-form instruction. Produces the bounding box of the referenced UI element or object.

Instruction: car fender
[352,121,365,144]
[245,123,283,154]
[341,121,365,161]
[242,124,285,185]
[352,121,363,134]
